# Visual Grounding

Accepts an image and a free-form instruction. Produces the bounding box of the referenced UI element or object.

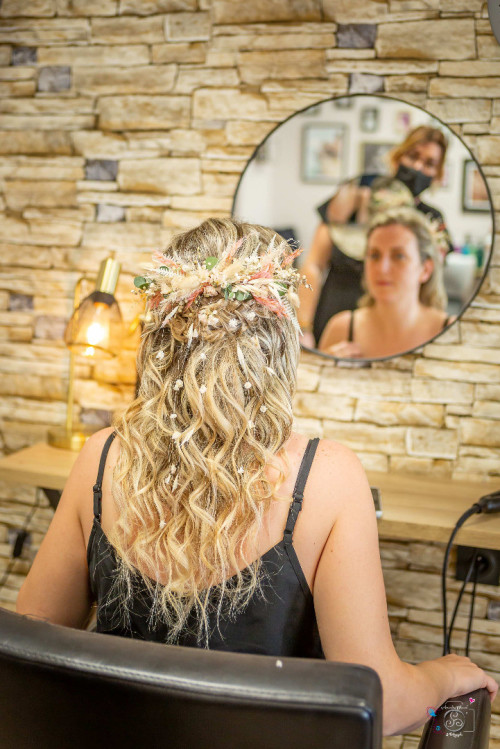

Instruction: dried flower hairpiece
[133,235,309,330]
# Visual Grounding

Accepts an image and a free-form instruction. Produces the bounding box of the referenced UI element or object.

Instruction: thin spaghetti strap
[93,431,117,521]
[283,437,320,545]
[348,310,354,342]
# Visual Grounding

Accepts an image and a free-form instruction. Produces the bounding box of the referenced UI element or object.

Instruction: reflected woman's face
[364,224,432,304]
[398,141,443,179]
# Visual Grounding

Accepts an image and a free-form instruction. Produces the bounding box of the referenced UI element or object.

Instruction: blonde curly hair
[109,219,301,644]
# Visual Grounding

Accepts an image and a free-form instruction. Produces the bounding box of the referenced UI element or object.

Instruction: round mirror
[232,94,494,362]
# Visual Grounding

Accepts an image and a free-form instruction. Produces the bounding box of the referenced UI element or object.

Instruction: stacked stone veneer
[0,2,500,746]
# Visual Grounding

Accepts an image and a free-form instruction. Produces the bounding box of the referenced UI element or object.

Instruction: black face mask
[394,163,433,197]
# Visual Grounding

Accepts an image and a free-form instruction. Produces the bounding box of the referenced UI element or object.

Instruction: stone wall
[0,2,500,746]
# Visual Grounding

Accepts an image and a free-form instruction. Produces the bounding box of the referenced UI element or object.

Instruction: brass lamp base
[48,426,95,451]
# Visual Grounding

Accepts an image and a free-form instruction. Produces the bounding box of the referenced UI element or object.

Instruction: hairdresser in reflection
[298,126,452,348]
[318,208,454,360]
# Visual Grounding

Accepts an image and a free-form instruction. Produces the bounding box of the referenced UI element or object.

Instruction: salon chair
[0,607,490,749]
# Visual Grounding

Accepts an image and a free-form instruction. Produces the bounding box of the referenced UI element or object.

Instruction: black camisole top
[87,434,324,659]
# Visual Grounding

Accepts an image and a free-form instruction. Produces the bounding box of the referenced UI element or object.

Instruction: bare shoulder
[318,310,352,350]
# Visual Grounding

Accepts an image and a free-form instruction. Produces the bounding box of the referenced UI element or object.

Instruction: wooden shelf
[0,444,499,550]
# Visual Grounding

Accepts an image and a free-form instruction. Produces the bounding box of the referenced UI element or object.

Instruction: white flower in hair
[237,466,244,475]
[228,318,239,330]
[248,420,254,429]
[200,352,207,360]
[260,405,267,413]
[171,431,181,440]
[246,311,256,321]
[159,520,167,528]
[244,381,251,390]
[199,384,207,394]
[173,379,183,390]
[156,350,165,360]
[170,413,177,419]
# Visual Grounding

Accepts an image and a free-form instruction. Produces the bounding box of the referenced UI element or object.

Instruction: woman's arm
[317,310,364,359]
[313,442,498,736]
[16,428,113,628]
[297,223,334,340]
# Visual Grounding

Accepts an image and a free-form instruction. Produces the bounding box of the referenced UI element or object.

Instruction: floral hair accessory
[133,235,309,329]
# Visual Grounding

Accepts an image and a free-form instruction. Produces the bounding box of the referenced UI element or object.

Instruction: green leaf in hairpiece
[236,290,252,301]
[223,284,233,299]
[205,256,219,270]
[134,276,150,290]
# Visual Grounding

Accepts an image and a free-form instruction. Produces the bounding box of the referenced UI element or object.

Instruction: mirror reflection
[233,95,493,361]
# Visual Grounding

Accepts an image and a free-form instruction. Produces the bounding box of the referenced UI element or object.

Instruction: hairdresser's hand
[326,182,360,223]
[437,654,499,703]
[323,341,364,359]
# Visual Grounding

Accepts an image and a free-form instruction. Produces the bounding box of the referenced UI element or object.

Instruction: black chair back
[0,608,382,749]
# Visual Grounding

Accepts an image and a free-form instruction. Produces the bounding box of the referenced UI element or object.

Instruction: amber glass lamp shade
[64,290,123,358]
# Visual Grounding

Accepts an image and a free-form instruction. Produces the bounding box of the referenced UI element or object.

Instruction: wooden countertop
[0,444,499,550]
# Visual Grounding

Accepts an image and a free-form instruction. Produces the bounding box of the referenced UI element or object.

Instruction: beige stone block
[56,0,117,14]
[78,191,171,208]
[408,606,500,636]
[0,292,8,311]
[213,0,320,24]
[73,65,176,95]
[478,35,500,60]
[0,156,83,181]
[423,343,500,366]
[0,373,64,400]
[91,15,165,44]
[24,204,93,222]
[4,180,77,211]
[476,383,500,401]
[355,401,444,427]
[376,19,474,60]
[174,67,239,94]
[463,123,491,135]
[201,158,243,174]
[390,455,435,475]
[453,456,500,479]
[202,172,240,197]
[460,418,500,447]
[0,0,56,14]
[439,61,500,77]
[38,45,149,66]
[0,67,35,82]
[120,0,196,12]
[292,416,323,438]
[472,401,500,419]
[0,242,63,268]
[414,357,500,384]
[0,114,95,131]
[326,59,438,75]
[125,206,162,223]
[384,568,441,609]
[384,74,429,93]
[0,326,32,342]
[357,452,389,472]
[323,0,387,22]
[193,88,268,121]
[0,97,95,116]
[319,367,411,400]
[93,351,137,384]
[411,378,474,404]
[462,304,500,323]
[82,222,162,250]
[239,49,325,85]
[162,208,224,229]
[165,12,211,42]
[2,421,50,451]
[118,157,201,196]
[426,98,491,123]
[0,81,36,97]
[204,51,237,67]
[406,426,458,459]
[0,48,10,66]
[0,130,72,156]
[0,18,89,45]
[322,420,406,455]
[226,120,274,146]
[170,195,232,212]
[151,42,206,64]
[0,216,81,247]
[293,392,355,421]
[98,96,189,130]
[440,0,483,8]
[265,84,348,115]
[296,362,321,392]
[0,396,66,425]
[490,268,500,294]
[0,312,33,328]
[75,378,134,410]
[461,321,500,348]
[430,77,500,98]
[71,131,131,158]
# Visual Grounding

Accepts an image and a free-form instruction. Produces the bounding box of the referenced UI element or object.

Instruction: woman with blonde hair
[319,208,452,359]
[299,125,452,347]
[17,219,496,735]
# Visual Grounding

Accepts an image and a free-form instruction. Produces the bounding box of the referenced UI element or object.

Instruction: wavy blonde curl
[109,219,301,644]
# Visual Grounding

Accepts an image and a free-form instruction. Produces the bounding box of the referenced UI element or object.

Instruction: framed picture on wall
[359,142,394,175]
[462,160,490,212]
[360,107,379,133]
[395,110,412,134]
[301,123,347,183]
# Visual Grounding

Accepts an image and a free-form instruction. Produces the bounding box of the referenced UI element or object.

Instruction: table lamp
[48,257,123,450]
